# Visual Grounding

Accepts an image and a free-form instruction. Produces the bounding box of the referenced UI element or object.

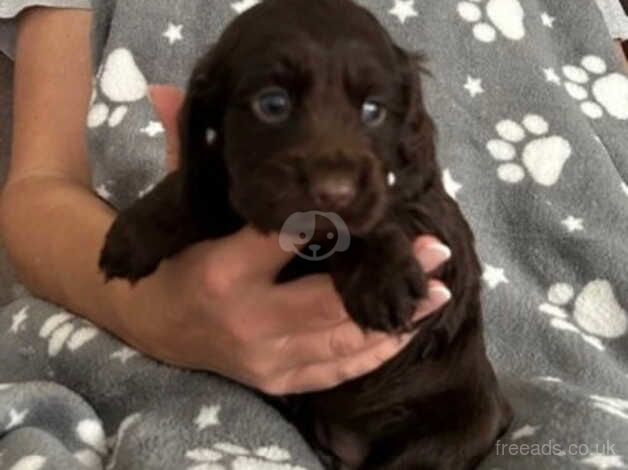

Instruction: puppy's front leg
[330,226,427,332]
[99,170,204,282]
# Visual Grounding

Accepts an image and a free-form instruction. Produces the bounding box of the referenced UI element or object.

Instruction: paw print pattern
[87,48,148,129]
[590,395,628,420]
[38,312,99,357]
[457,0,525,43]
[185,443,307,470]
[559,55,628,120]
[486,115,572,186]
[539,280,628,351]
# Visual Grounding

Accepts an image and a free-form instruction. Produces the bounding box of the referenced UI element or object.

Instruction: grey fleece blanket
[2,0,628,469]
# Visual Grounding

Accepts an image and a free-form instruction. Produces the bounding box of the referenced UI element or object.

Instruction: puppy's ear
[178,45,234,228]
[395,47,438,191]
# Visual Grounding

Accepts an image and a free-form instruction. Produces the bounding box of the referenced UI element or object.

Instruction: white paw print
[457,0,525,43]
[539,280,628,351]
[186,443,307,470]
[38,312,99,357]
[590,395,628,420]
[558,55,628,120]
[486,115,572,186]
[231,0,260,14]
[87,48,148,129]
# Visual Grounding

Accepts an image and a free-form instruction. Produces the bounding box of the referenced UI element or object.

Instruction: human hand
[116,86,452,395]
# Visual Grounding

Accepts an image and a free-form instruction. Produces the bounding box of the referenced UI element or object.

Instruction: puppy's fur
[100,1,512,468]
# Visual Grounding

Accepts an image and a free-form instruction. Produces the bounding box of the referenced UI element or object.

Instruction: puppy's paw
[99,216,163,283]
[337,255,426,333]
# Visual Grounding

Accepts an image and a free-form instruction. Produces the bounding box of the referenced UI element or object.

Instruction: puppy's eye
[252,87,292,124]
[361,100,387,127]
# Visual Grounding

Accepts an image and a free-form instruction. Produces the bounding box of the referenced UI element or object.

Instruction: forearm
[0,177,131,334]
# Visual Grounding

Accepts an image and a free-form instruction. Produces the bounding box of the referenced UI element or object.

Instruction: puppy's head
[180,0,436,236]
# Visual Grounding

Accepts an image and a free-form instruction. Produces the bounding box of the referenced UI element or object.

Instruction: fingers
[260,332,416,395]
[271,279,451,371]
[413,236,451,273]
[148,85,185,172]
[262,280,451,394]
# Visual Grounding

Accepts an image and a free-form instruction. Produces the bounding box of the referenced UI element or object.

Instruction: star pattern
[231,0,260,14]
[581,453,626,470]
[162,23,183,44]
[195,405,221,431]
[5,408,28,431]
[541,12,556,28]
[511,424,541,440]
[483,264,509,289]
[543,67,561,85]
[140,121,165,137]
[389,0,418,24]
[110,347,139,364]
[95,184,112,201]
[10,307,28,333]
[464,76,484,97]
[562,216,584,232]
[443,169,462,199]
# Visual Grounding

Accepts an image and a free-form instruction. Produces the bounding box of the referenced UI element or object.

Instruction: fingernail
[397,332,416,346]
[425,243,451,265]
[412,284,451,321]
[429,284,452,304]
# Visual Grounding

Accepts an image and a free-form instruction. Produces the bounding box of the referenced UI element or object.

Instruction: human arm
[0,10,452,394]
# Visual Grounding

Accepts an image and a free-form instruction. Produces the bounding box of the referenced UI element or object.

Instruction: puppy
[100,0,512,468]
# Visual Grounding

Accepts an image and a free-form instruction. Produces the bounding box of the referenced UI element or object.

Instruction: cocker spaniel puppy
[100,0,512,468]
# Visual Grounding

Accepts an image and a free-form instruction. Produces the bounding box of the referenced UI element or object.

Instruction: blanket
[1,0,628,469]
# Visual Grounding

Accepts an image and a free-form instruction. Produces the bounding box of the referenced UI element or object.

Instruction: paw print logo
[486,115,572,186]
[185,443,307,470]
[39,312,99,357]
[279,211,351,261]
[87,48,148,129]
[539,280,628,351]
[557,55,628,120]
[457,0,525,43]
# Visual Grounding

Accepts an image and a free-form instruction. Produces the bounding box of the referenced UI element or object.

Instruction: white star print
[562,216,584,233]
[110,346,139,364]
[10,307,28,333]
[95,184,112,201]
[543,68,561,85]
[140,121,165,137]
[541,12,556,28]
[442,169,462,199]
[389,0,418,24]
[581,453,626,470]
[482,264,509,289]
[231,0,260,14]
[511,424,541,440]
[195,405,221,430]
[5,408,28,431]
[463,76,484,97]
[162,23,183,45]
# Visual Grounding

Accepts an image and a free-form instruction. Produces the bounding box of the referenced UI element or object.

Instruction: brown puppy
[100,0,513,468]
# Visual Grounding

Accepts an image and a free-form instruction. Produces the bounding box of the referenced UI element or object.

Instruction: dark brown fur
[99,1,512,468]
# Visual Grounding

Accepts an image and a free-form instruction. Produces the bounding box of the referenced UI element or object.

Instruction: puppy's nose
[311,178,356,210]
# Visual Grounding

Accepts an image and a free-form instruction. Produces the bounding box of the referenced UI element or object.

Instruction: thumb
[148,85,185,172]
[216,226,297,281]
